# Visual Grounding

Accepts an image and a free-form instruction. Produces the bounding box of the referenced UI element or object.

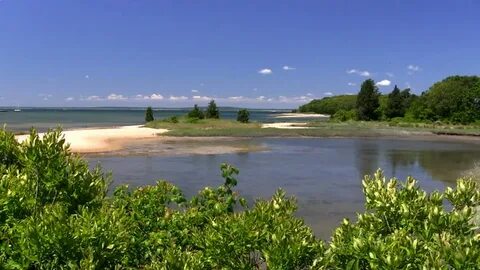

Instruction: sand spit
[261,122,310,129]
[16,125,169,153]
[274,113,329,118]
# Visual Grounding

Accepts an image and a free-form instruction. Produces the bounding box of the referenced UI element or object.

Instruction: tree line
[144,100,250,123]
[299,75,480,124]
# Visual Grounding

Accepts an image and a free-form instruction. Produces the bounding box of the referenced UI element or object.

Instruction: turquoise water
[0,107,295,131]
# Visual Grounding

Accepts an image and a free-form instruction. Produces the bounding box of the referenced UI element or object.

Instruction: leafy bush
[237,109,250,123]
[331,109,357,122]
[145,106,154,122]
[299,95,357,115]
[188,104,205,119]
[2,129,480,268]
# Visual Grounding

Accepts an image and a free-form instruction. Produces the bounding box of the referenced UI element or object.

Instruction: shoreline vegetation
[3,128,480,268]
[13,118,480,154]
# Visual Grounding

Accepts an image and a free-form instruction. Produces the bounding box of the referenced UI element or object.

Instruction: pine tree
[356,79,380,121]
[205,100,220,119]
[385,85,403,119]
[145,106,154,122]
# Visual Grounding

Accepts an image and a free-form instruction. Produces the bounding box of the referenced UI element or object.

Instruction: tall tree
[356,79,380,120]
[145,106,154,122]
[205,100,220,119]
[385,85,404,118]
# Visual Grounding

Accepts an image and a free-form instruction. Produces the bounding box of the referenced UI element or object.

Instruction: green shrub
[145,107,154,122]
[331,109,357,122]
[187,104,205,119]
[299,95,357,115]
[2,129,480,268]
[205,100,220,119]
[237,109,250,123]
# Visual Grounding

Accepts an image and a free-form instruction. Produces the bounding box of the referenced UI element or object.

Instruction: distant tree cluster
[187,100,220,119]
[300,75,480,124]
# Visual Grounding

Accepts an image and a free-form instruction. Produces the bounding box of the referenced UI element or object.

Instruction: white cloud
[256,96,266,101]
[258,68,273,75]
[85,75,90,79]
[282,65,296,71]
[376,79,391,87]
[169,95,188,101]
[407,65,420,72]
[86,95,102,101]
[306,93,313,96]
[405,82,411,88]
[386,72,394,77]
[192,95,212,101]
[65,97,74,102]
[347,82,356,86]
[191,89,199,93]
[150,94,164,100]
[324,92,333,96]
[228,96,245,101]
[107,93,127,100]
[347,69,370,77]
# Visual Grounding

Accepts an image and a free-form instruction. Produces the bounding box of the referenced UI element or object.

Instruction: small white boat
[14,108,21,112]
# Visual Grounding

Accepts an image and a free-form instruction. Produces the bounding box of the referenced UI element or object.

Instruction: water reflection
[88,137,480,239]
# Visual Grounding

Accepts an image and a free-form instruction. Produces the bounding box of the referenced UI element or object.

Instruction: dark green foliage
[205,100,220,119]
[420,76,480,124]
[331,109,357,122]
[299,95,357,115]
[237,109,250,123]
[2,129,480,268]
[145,107,154,122]
[187,104,205,119]
[385,86,415,119]
[356,79,380,121]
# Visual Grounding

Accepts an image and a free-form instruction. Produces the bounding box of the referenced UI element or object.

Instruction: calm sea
[0,107,295,132]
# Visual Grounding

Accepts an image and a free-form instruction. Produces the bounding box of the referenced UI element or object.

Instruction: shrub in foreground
[1,129,480,268]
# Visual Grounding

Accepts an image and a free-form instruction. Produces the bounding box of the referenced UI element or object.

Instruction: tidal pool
[88,137,480,239]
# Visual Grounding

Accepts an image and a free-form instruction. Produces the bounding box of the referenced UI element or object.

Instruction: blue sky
[0,0,479,108]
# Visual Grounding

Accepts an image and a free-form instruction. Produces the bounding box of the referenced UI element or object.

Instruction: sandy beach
[275,113,329,118]
[16,125,169,153]
[262,122,310,129]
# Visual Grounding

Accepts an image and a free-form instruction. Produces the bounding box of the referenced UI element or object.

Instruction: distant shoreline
[14,123,480,155]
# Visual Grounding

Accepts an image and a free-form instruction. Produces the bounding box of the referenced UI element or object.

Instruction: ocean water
[0,107,296,132]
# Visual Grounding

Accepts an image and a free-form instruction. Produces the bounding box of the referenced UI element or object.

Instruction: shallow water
[0,108,295,131]
[87,137,480,239]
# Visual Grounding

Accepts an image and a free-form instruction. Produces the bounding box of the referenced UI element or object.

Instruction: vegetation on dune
[237,108,250,123]
[2,128,480,268]
[188,104,205,119]
[205,100,220,119]
[145,106,154,122]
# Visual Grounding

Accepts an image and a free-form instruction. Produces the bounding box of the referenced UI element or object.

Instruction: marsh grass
[146,117,480,138]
